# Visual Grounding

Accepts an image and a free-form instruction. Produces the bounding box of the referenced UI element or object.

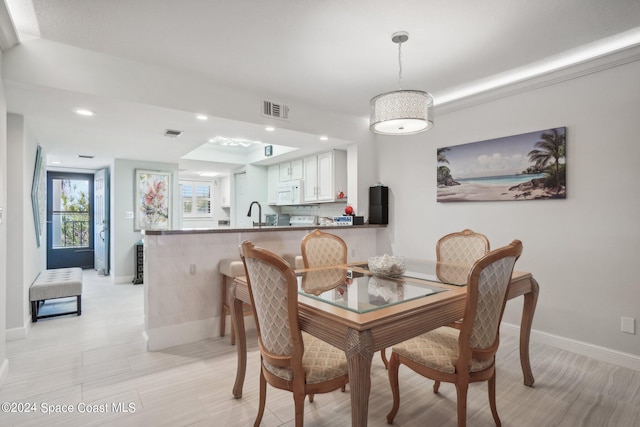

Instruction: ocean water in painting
[456,173,547,186]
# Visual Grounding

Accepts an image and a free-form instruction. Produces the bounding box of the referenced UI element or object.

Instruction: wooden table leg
[345,328,374,427]
[230,282,247,398]
[520,277,539,386]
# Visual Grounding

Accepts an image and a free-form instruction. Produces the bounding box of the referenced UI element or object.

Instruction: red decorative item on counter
[344,205,354,215]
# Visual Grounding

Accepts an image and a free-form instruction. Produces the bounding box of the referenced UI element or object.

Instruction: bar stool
[219,259,253,345]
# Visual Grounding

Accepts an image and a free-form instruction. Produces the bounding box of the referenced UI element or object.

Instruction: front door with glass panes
[47,172,94,269]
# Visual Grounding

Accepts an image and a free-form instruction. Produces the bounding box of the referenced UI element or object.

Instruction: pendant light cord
[398,41,403,90]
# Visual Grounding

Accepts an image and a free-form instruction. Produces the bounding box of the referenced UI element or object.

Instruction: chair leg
[380,348,388,369]
[220,274,227,338]
[308,393,314,403]
[433,380,441,393]
[488,370,501,427]
[254,368,267,427]
[294,390,305,427]
[230,320,236,346]
[455,380,469,427]
[386,352,401,424]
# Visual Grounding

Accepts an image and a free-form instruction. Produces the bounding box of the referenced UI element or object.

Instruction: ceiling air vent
[262,100,290,120]
[164,129,184,138]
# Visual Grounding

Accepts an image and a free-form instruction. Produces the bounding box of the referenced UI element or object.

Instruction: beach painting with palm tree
[437,127,566,202]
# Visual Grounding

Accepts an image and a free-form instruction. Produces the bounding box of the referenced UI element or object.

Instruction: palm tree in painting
[437,147,450,164]
[527,129,566,194]
[437,147,452,186]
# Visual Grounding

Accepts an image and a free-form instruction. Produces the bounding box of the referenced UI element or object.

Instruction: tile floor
[1,270,639,426]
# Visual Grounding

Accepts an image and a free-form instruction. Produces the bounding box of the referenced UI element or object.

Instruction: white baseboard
[501,322,640,372]
[145,318,217,351]
[6,316,32,341]
[6,326,27,341]
[145,316,256,351]
[0,358,8,388]
[114,275,135,284]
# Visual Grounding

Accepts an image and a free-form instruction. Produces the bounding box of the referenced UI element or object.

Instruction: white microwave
[276,180,303,205]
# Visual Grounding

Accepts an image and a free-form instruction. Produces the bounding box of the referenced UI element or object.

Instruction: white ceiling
[3,0,640,176]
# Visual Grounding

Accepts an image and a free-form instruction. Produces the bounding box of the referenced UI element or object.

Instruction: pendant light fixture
[369,31,433,135]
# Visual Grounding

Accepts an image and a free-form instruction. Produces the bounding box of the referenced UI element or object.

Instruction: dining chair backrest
[240,240,303,379]
[435,229,490,284]
[301,229,347,268]
[459,240,522,361]
[436,228,490,266]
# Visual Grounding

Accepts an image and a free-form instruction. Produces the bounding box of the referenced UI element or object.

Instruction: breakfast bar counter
[142,225,386,350]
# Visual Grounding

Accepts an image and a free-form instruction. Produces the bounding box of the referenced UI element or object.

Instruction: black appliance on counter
[369,185,388,224]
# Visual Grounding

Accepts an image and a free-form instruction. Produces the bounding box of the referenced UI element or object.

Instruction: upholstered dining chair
[300,229,348,268]
[239,240,349,427]
[386,240,523,427]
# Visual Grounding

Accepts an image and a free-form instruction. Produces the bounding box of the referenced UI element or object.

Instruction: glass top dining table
[297,259,470,314]
[229,258,540,427]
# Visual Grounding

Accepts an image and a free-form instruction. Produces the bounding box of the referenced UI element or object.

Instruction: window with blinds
[180,181,213,218]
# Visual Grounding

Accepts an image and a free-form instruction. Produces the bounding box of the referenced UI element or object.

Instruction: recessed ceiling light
[51,161,62,165]
[199,171,220,177]
[196,114,208,120]
[319,135,329,141]
[265,126,275,132]
[74,109,95,116]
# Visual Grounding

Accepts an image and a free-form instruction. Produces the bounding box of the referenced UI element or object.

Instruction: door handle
[74,249,94,253]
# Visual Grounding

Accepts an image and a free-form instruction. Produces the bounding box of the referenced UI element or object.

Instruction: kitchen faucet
[247,201,262,228]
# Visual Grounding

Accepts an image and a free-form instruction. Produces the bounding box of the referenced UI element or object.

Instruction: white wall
[112,159,180,283]
[377,59,640,358]
[5,114,44,336]
[0,48,9,387]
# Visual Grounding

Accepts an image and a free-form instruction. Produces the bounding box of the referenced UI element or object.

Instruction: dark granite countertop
[144,224,386,235]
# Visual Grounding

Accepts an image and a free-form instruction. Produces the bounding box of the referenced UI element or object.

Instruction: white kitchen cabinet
[267,164,279,204]
[303,155,318,201]
[220,176,231,207]
[279,159,303,181]
[303,150,347,203]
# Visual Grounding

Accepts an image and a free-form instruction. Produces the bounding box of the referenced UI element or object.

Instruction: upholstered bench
[219,259,252,345]
[30,268,83,322]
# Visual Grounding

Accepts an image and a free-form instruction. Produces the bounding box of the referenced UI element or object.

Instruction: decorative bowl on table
[368,255,406,278]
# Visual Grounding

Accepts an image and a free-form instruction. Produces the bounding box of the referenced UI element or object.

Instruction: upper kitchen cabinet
[220,175,231,207]
[303,150,347,203]
[279,159,303,181]
[267,164,279,204]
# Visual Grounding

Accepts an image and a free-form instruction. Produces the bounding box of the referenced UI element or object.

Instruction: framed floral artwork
[135,169,171,230]
[31,145,46,247]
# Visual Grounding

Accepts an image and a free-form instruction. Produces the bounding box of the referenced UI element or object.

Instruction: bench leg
[77,295,82,316]
[31,301,38,323]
